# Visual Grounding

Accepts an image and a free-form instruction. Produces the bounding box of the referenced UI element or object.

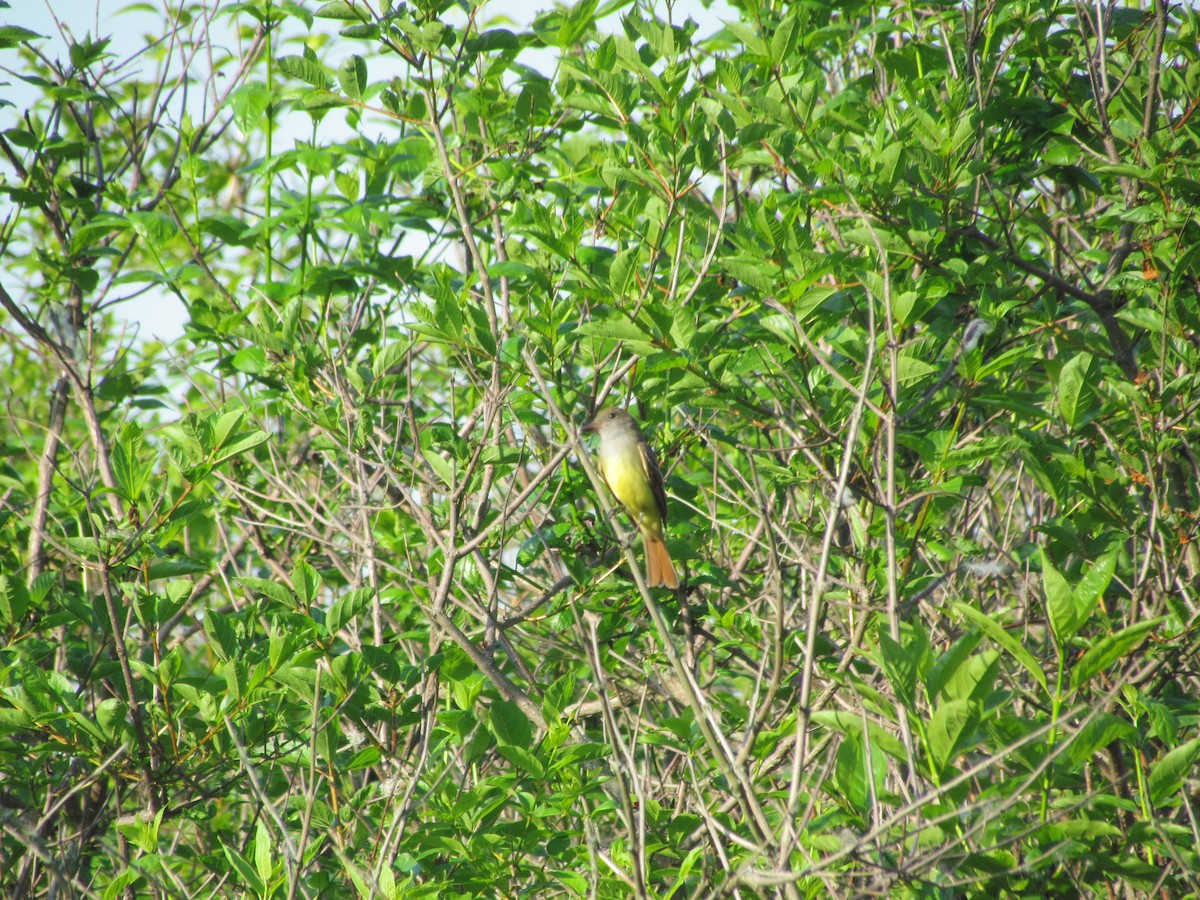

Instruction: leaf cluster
[1,0,1199,897]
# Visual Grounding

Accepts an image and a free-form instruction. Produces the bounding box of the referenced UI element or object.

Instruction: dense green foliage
[2,0,1199,895]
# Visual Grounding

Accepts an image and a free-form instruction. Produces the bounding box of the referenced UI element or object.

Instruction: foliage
[1,0,1199,896]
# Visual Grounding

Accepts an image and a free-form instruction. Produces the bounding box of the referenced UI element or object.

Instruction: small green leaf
[210,429,268,466]
[0,26,44,49]
[276,54,328,89]
[1147,736,1200,807]
[221,840,264,895]
[878,630,918,707]
[230,84,273,134]
[465,28,520,53]
[230,346,267,374]
[496,744,545,777]
[291,560,321,606]
[338,54,366,99]
[556,0,598,47]
[203,610,237,661]
[609,247,638,297]
[0,574,31,628]
[314,1,364,19]
[489,699,532,748]
[127,211,176,248]
[926,697,976,774]
[327,587,374,633]
[237,576,295,608]
[1042,549,1076,645]
[575,316,656,347]
[953,602,1047,692]
[1070,618,1162,690]
[925,631,982,700]
[1056,351,1093,429]
[254,819,273,885]
[1074,549,1117,623]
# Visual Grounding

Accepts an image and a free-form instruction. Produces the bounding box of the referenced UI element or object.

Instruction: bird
[582,407,679,588]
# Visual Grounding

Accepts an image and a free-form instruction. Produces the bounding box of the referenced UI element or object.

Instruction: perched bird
[582,407,679,588]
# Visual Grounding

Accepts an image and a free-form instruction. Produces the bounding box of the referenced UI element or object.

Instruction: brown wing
[638,439,669,523]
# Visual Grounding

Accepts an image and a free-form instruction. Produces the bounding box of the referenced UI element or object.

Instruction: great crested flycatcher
[582,407,679,588]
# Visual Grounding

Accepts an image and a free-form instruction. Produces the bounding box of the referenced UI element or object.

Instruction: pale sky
[3,1,736,343]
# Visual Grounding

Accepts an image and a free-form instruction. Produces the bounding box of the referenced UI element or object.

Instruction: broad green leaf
[925,631,982,701]
[1147,736,1200,807]
[1056,351,1092,429]
[221,840,264,895]
[276,54,328,89]
[878,630,918,707]
[1042,550,1076,644]
[809,710,908,760]
[1070,618,1162,690]
[0,26,44,48]
[953,603,1047,693]
[291,560,321,606]
[203,610,237,661]
[1074,550,1117,623]
[496,743,545,778]
[489,699,532,749]
[237,577,296,608]
[254,819,273,885]
[575,316,656,347]
[327,587,374,633]
[338,55,366,100]
[926,698,975,773]
[230,83,273,134]
[0,574,31,628]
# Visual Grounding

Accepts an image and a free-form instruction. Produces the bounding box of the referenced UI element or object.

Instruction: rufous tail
[644,531,679,588]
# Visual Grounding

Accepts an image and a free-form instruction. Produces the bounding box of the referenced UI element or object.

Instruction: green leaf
[1147,736,1200,807]
[1056,351,1092,429]
[488,699,532,748]
[609,247,638,298]
[276,54,328,89]
[0,26,44,48]
[338,55,366,100]
[237,577,296,608]
[878,630,918,707]
[210,428,269,466]
[952,602,1047,693]
[1065,713,1138,769]
[925,631,982,701]
[1070,618,1162,690]
[221,840,265,895]
[254,819,273,885]
[557,0,598,48]
[291,560,321,606]
[542,675,578,720]
[1073,549,1117,624]
[203,610,237,661]
[314,1,364,19]
[327,587,374,633]
[496,743,545,777]
[111,425,151,503]
[465,28,520,53]
[231,84,273,134]
[146,556,209,580]
[575,315,656,348]
[926,698,976,774]
[127,211,177,249]
[809,710,908,760]
[0,573,31,628]
[1042,549,1076,645]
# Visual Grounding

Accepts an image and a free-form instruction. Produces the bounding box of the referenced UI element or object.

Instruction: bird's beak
[581,419,597,434]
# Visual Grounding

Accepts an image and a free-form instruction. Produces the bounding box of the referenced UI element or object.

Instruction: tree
[2,0,1198,896]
